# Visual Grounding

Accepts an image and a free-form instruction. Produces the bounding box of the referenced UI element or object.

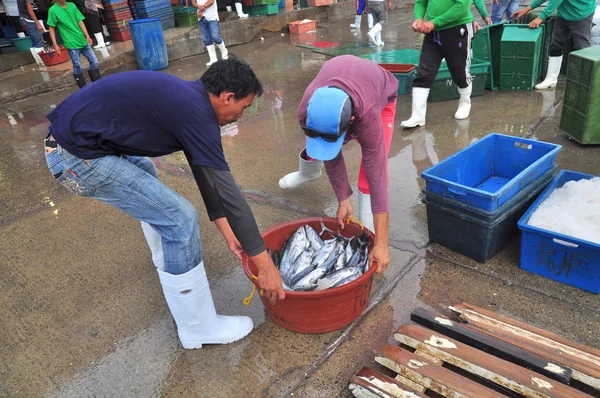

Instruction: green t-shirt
[47,2,88,50]
[529,0,596,21]
[414,0,474,31]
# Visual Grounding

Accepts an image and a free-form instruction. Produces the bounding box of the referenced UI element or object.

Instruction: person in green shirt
[401,0,476,128]
[47,0,101,88]
[512,0,596,89]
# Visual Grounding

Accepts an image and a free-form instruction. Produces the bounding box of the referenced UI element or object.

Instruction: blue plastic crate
[518,170,600,294]
[421,133,561,212]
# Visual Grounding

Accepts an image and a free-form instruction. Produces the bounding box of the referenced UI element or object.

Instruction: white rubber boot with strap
[350,14,361,29]
[206,44,218,66]
[454,84,472,120]
[535,56,562,90]
[279,149,324,189]
[141,222,164,269]
[358,191,374,232]
[158,263,254,349]
[401,87,429,128]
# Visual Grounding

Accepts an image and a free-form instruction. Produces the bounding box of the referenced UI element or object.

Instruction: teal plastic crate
[253,0,279,5]
[247,2,278,15]
[560,46,600,144]
[428,59,490,102]
[472,23,505,90]
[500,24,544,90]
[361,48,421,65]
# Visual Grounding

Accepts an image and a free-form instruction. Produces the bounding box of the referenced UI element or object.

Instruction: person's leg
[536,17,569,88]
[569,13,594,51]
[68,47,87,88]
[200,18,217,66]
[401,32,442,127]
[234,1,248,18]
[367,1,385,46]
[350,0,365,28]
[81,44,101,81]
[209,20,228,60]
[505,0,520,21]
[490,0,509,24]
[441,23,474,119]
[21,18,45,66]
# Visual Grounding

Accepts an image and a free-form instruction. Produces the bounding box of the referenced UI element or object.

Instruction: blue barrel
[129,18,168,71]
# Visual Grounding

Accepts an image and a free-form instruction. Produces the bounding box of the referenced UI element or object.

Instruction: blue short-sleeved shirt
[47,70,228,170]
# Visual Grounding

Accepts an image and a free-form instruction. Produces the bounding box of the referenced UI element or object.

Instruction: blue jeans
[68,44,99,75]
[199,19,223,46]
[491,0,520,24]
[44,141,202,275]
[20,17,44,47]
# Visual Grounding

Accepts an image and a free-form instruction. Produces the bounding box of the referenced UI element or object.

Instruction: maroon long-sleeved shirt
[297,55,398,214]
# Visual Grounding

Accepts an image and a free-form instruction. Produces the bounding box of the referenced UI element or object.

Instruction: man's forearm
[214,217,236,243]
[78,20,91,39]
[49,27,58,47]
[373,212,389,246]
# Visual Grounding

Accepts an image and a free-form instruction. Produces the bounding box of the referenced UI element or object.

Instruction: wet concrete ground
[1,5,600,398]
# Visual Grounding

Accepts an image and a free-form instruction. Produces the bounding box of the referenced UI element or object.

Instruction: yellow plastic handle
[243,274,264,306]
[346,215,364,230]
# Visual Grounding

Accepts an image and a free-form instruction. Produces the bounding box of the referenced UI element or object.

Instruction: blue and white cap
[304,86,353,161]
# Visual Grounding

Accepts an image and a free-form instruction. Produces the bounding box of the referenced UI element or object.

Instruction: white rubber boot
[401,87,429,128]
[226,5,232,11]
[30,47,45,66]
[367,13,373,29]
[367,23,382,46]
[279,149,323,189]
[206,44,218,66]
[17,32,26,38]
[376,31,384,47]
[358,191,374,232]
[350,14,362,29]
[235,2,249,19]
[94,32,106,48]
[217,41,228,60]
[535,56,562,90]
[158,263,254,349]
[454,84,472,120]
[141,222,164,269]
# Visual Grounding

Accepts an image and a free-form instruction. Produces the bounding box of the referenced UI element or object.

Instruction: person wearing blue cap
[281,55,399,274]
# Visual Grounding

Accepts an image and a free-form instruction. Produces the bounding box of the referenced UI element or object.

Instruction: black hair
[200,55,264,100]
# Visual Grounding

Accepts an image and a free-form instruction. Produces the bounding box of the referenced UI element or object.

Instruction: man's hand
[370,243,391,273]
[529,17,543,28]
[412,18,423,32]
[387,0,392,10]
[474,21,481,32]
[37,22,44,32]
[511,6,531,20]
[227,238,244,261]
[421,20,435,33]
[54,45,61,56]
[493,0,498,4]
[484,16,492,25]
[251,250,285,302]
[337,197,353,230]
[86,36,93,46]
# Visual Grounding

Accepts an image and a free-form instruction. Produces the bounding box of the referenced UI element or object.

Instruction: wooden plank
[393,374,427,393]
[452,302,600,358]
[349,381,395,398]
[376,344,508,398]
[395,324,593,398]
[351,368,428,398]
[410,307,572,384]
[451,303,600,389]
[415,350,443,365]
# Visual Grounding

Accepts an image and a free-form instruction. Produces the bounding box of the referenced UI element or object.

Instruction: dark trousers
[413,23,474,89]
[549,13,595,57]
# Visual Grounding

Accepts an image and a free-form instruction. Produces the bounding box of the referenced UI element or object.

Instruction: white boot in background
[279,149,323,189]
[141,222,164,269]
[367,13,373,28]
[30,47,45,66]
[226,5,232,11]
[535,56,562,90]
[350,14,362,29]
[94,32,106,48]
[158,263,254,349]
[367,23,381,46]
[358,191,374,232]
[375,31,384,47]
[217,41,228,60]
[454,84,472,120]
[235,2,249,18]
[206,44,218,66]
[17,32,26,38]
[401,87,429,128]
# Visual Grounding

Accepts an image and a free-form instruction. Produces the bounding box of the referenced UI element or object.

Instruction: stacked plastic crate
[421,133,561,263]
[103,0,134,42]
[131,0,175,30]
[244,0,280,16]
[499,25,544,90]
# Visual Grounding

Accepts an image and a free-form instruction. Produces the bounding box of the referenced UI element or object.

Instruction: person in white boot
[81,0,110,49]
[17,0,46,66]
[43,58,285,350]
[192,0,229,66]
[295,55,398,274]
[350,0,373,30]
[401,0,475,128]
[366,0,392,47]
[512,0,596,90]
[279,148,323,189]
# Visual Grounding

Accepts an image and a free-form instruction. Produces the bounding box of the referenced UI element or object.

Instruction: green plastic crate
[247,3,278,15]
[500,24,543,90]
[513,8,557,79]
[560,46,600,144]
[252,0,279,5]
[388,69,417,95]
[472,23,505,90]
[361,48,421,65]
[175,9,198,27]
[429,59,490,102]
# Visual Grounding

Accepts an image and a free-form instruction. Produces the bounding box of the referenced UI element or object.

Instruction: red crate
[108,29,131,41]
[378,64,416,74]
[288,20,316,34]
[308,0,331,6]
[103,1,129,11]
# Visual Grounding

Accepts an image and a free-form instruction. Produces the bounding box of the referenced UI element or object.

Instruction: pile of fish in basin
[269,222,371,292]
